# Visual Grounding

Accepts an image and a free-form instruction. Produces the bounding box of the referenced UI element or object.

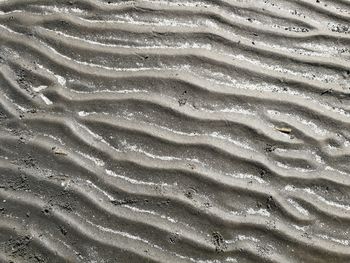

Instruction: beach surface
[0,0,350,262]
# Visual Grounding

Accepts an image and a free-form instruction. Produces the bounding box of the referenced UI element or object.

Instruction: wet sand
[0,0,350,262]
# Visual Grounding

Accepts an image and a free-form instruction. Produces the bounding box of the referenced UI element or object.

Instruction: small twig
[321,89,332,95]
[52,147,67,156]
[275,127,292,134]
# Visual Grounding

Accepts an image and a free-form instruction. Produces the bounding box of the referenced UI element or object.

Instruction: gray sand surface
[0,0,350,262]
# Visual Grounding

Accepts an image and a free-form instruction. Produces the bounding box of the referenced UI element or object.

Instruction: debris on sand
[211,232,227,253]
[275,127,292,134]
[52,147,67,156]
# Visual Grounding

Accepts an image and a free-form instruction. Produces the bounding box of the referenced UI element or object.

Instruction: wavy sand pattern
[0,0,350,262]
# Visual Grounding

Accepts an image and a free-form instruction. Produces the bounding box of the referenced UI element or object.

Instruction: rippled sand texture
[0,0,350,262]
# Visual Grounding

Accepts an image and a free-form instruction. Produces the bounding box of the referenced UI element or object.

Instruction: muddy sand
[0,0,350,262]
